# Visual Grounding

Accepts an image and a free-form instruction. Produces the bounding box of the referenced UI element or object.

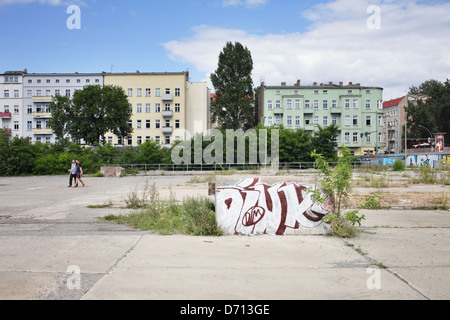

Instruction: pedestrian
[73,159,85,188]
[68,159,77,188]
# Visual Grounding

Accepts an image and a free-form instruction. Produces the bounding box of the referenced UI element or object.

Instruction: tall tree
[48,85,133,145]
[210,42,256,131]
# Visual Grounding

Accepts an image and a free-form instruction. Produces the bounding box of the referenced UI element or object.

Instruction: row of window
[133,103,181,113]
[127,87,181,97]
[267,99,383,110]
[273,89,373,95]
[110,135,180,146]
[267,115,382,127]
[25,78,101,84]
[131,119,181,130]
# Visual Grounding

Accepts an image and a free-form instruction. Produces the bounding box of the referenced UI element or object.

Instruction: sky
[0,0,449,100]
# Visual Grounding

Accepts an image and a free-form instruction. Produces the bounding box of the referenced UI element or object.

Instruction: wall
[216,177,331,236]
[360,153,450,168]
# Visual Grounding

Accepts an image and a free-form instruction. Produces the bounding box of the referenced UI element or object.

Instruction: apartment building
[22,72,104,144]
[382,94,428,154]
[104,71,211,147]
[259,80,384,156]
[0,70,26,136]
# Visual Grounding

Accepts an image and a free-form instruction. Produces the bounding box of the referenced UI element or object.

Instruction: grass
[103,181,223,236]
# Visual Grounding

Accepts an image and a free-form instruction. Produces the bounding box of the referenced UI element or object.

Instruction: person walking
[73,159,85,188]
[68,159,77,187]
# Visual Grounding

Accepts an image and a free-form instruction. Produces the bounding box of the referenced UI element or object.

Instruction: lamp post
[418,125,433,148]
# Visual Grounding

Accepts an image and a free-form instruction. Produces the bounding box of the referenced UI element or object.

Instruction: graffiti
[406,155,440,168]
[216,178,331,236]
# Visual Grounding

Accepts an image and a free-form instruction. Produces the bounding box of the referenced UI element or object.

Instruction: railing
[103,162,364,173]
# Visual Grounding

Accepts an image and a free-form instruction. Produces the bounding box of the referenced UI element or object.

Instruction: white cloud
[164,0,450,100]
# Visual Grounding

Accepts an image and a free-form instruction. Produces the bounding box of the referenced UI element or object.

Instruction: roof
[383,97,404,109]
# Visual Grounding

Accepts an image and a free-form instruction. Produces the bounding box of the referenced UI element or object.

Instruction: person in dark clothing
[68,159,77,187]
[73,159,85,188]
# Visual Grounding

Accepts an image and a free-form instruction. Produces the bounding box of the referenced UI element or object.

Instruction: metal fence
[103,162,365,173]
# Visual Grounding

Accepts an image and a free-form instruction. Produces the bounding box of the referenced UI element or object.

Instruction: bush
[393,159,406,171]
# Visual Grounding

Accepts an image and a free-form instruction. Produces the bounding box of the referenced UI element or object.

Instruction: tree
[48,85,133,145]
[210,42,256,131]
[312,124,339,162]
[406,79,450,142]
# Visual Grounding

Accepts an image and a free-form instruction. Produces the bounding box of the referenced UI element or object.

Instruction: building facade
[103,71,211,147]
[259,81,384,156]
[382,94,428,154]
[22,72,104,144]
[0,70,26,137]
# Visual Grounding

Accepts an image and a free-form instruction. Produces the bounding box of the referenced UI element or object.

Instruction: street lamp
[418,125,433,142]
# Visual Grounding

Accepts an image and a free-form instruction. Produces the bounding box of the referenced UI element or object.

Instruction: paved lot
[0,175,449,300]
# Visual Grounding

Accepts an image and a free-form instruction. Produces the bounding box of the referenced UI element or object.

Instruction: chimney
[356,83,360,86]
[296,80,301,87]
[329,82,333,85]
[320,83,324,86]
[281,82,286,86]
[339,82,343,86]
[349,82,353,86]
[313,82,317,86]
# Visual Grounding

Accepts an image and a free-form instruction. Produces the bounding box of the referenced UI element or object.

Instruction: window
[155,136,161,144]
[127,137,132,146]
[155,88,161,97]
[155,120,160,129]
[108,136,113,144]
[137,88,142,97]
[314,100,319,109]
[323,100,328,109]
[275,115,281,125]
[56,79,60,83]
[27,106,32,114]
[353,115,358,125]
[276,90,281,95]
[305,100,310,108]
[314,116,319,126]
[46,90,51,97]
[286,99,292,109]
[175,119,180,129]
[175,103,181,112]
[287,116,292,126]
[295,116,300,126]
[155,103,161,113]
[146,136,151,142]
[165,88,171,95]
[268,100,273,109]
[323,116,328,126]
[353,132,358,142]
[145,104,151,113]
[267,116,273,126]
[36,120,42,129]
[323,90,328,95]
[137,120,142,129]
[27,121,32,130]
[165,119,171,127]
[165,136,171,145]
[175,88,181,96]
[27,90,32,98]
[37,79,41,83]
[14,121,19,130]
[55,90,60,96]
[275,100,281,108]
[295,99,301,109]
[86,79,90,83]
[345,115,350,126]
[345,99,350,109]
[4,90,9,98]
[332,100,337,108]
[95,79,100,83]
[164,103,171,111]
[305,116,311,125]
[65,90,71,97]
[146,120,151,129]
[353,99,359,109]
[146,88,151,97]
[366,133,371,143]
[127,88,133,97]
[14,90,19,98]
[66,79,70,83]
[137,104,142,113]
[137,136,142,145]
[366,90,371,94]
[366,116,371,126]
[345,132,350,143]
[332,116,338,125]
[366,100,371,109]
[76,79,81,83]
[14,106,19,114]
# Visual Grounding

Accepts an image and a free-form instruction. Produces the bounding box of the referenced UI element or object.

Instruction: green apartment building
[258,81,384,156]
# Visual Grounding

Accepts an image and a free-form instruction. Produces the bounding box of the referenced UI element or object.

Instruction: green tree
[48,85,133,145]
[312,124,339,162]
[0,129,11,176]
[210,42,256,131]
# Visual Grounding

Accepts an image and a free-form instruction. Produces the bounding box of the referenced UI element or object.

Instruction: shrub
[393,159,406,171]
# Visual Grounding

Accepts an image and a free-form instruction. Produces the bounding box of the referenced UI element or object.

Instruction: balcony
[32,112,52,118]
[162,94,173,101]
[162,110,173,118]
[0,113,11,118]
[32,128,53,135]
[162,126,173,134]
[32,96,53,102]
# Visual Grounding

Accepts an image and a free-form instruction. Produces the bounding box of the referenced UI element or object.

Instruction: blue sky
[1,0,450,100]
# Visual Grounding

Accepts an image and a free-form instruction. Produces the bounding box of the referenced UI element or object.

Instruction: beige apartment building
[104,71,210,147]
